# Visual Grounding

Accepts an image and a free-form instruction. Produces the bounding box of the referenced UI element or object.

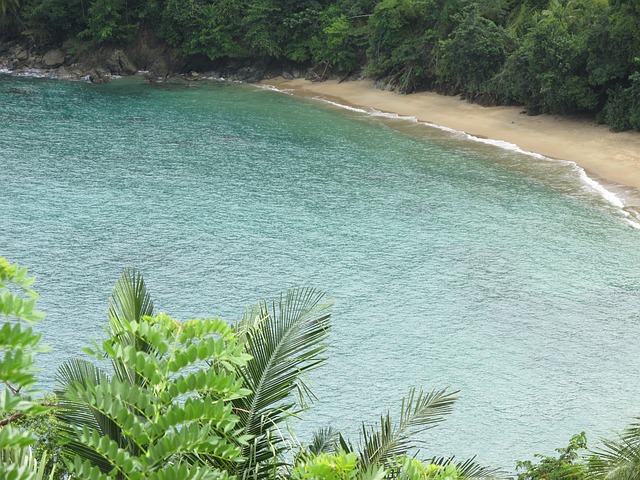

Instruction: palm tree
[54,268,155,473]
[54,269,254,479]
[205,287,333,480]
[54,269,333,479]
[53,269,495,479]
[298,387,499,479]
[589,422,640,479]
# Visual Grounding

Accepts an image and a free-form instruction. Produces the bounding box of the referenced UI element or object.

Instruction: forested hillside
[1,0,639,130]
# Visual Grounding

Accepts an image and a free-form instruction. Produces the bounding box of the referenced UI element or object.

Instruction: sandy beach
[261,77,640,207]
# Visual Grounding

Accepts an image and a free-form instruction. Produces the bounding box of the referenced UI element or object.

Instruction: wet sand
[260,78,640,207]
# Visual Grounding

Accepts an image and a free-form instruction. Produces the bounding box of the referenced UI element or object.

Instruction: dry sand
[260,77,640,207]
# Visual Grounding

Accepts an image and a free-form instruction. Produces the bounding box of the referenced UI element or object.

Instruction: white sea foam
[577,169,624,208]
[627,221,640,229]
[308,94,633,225]
[0,66,92,82]
[13,69,51,78]
[318,99,369,113]
[256,84,296,95]
[451,125,628,211]
[454,127,629,214]
[261,84,634,225]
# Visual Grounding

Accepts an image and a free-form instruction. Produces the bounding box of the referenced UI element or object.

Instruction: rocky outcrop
[43,49,65,68]
[0,32,318,84]
[124,29,176,78]
[74,48,137,77]
[0,42,83,77]
[86,67,110,84]
[13,45,29,62]
[0,33,153,81]
[104,49,137,75]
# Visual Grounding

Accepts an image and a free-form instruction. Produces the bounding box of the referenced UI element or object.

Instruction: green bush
[497,0,607,114]
[0,258,50,480]
[515,432,588,480]
[366,0,442,92]
[435,5,511,99]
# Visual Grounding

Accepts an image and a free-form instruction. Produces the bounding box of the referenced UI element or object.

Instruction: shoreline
[260,77,640,212]
[5,65,640,217]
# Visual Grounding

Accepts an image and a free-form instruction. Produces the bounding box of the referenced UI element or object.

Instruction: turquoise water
[3,75,640,470]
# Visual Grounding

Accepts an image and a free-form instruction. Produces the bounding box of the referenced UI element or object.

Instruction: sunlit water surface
[2,75,640,470]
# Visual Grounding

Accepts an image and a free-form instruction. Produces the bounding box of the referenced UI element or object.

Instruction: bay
[2,74,640,470]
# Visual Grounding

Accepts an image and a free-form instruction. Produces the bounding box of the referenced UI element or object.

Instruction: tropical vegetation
[0,257,50,480]
[0,0,639,131]
[1,258,498,479]
[4,254,640,479]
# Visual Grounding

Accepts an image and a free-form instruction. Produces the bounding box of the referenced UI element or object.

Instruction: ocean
[2,73,640,470]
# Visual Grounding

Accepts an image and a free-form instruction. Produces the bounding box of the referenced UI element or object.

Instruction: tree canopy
[1,0,640,130]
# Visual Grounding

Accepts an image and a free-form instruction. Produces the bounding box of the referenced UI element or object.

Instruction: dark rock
[14,46,28,61]
[43,49,65,68]
[124,28,178,77]
[88,67,110,84]
[104,49,137,75]
[201,71,221,80]
[305,70,322,82]
[282,71,294,80]
[231,66,265,83]
[149,57,170,78]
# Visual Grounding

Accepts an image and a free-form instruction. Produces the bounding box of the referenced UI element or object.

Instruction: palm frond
[619,419,640,446]
[107,268,154,384]
[55,358,109,434]
[308,427,341,456]
[589,435,640,480]
[339,432,355,454]
[427,456,503,479]
[108,268,154,329]
[358,387,458,470]
[53,269,154,475]
[226,287,332,480]
[54,358,122,474]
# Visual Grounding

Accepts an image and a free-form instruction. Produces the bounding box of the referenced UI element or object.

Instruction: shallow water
[2,75,640,470]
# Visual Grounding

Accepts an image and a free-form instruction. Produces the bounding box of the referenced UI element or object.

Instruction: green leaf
[214,287,332,480]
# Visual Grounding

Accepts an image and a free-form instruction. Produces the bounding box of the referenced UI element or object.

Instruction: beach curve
[259,77,640,220]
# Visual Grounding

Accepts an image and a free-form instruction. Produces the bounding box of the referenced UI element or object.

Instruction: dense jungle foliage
[0,0,639,131]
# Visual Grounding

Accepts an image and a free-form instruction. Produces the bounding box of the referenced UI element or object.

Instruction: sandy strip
[260,77,640,207]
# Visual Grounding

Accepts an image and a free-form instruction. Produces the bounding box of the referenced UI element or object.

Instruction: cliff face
[0,30,180,82]
[5,27,360,88]
[0,29,318,84]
